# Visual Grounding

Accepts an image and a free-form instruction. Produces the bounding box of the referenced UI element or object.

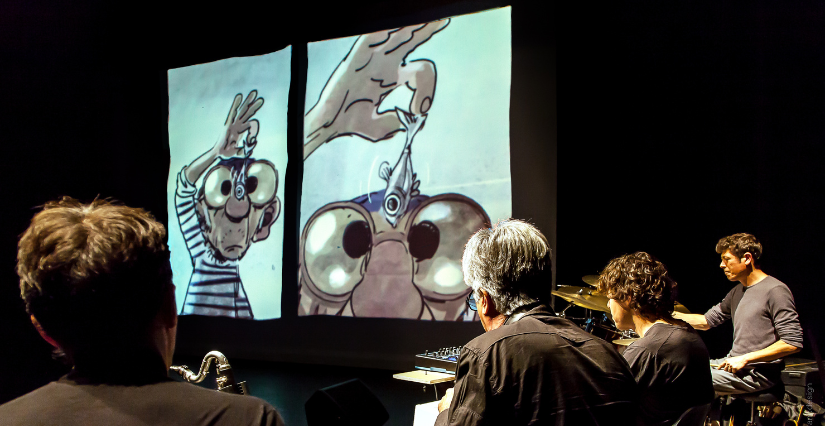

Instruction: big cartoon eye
[343,220,372,258]
[203,166,232,208]
[247,161,278,206]
[407,195,490,296]
[408,221,439,260]
[383,194,401,215]
[302,205,373,296]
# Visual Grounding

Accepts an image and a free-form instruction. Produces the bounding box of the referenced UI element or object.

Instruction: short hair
[462,219,553,316]
[596,251,676,321]
[715,233,762,261]
[17,197,171,354]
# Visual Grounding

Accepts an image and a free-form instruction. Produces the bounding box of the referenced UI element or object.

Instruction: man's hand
[304,20,449,160]
[718,355,749,373]
[216,90,264,158]
[717,340,801,373]
[438,387,454,413]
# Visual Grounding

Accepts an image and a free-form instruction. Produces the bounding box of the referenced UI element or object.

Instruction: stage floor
[171,356,442,426]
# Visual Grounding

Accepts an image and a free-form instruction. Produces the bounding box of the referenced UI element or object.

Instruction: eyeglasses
[466,292,477,311]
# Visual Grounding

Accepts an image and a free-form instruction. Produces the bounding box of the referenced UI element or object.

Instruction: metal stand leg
[746,400,756,426]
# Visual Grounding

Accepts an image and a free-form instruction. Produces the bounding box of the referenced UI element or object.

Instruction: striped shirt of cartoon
[175,170,253,319]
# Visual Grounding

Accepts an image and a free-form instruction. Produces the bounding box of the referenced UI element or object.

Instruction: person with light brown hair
[673,233,803,395]
[0,197,283,426]
[598,252,713,426]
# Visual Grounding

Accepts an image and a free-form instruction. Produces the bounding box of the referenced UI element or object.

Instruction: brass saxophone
[170,350,250,395]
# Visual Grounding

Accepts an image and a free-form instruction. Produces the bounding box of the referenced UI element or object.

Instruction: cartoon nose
[351,240,422,318]
[225,196,250,222]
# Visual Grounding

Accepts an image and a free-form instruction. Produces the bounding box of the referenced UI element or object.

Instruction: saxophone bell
[170,350,250,395]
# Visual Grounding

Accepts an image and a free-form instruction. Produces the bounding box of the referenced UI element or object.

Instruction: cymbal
[552,286,610,313]
[612,338,640,346]
[673,302,690,314]
[582,275,599,287]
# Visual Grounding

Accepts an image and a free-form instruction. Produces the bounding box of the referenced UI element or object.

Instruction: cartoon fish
[379,108,425,228]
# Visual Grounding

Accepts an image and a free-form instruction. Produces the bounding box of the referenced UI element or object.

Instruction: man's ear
[252,198,281,242]
[30,315,60,349]
[160,284,178,329]
[742,252,753,266]
[479,290,498,317]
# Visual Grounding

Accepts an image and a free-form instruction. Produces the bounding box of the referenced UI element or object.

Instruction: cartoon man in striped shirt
[175,90,280,319]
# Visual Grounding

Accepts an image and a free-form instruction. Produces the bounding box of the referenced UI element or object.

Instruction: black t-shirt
[436,304,638,426]
[622,323,714,426]
[0,368,285,426]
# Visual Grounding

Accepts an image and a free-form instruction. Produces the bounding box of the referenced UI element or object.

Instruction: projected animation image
[300,8,512,320]
[175,91,280,319]
[168,49,290,320]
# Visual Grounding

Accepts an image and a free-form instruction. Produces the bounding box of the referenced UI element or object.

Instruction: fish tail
[395,107,426,150]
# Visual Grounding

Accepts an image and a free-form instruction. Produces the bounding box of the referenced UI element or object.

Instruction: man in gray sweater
[674,233,803,395]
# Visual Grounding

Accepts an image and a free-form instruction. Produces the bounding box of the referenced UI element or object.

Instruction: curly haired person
[598,251,714,426]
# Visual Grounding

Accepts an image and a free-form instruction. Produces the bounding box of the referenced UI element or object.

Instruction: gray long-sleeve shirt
[704,275,803,360]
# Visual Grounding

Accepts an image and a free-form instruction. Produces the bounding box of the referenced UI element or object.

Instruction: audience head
[462,219,553,316]
[17,197,174,363]
[597,251,676,323]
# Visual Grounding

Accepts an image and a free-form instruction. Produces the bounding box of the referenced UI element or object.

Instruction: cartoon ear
[253,198,281,242]
[194,200,211,233]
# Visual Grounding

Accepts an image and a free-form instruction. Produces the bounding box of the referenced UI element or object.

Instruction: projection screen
[299,8,512,320]
[167,47,291,320]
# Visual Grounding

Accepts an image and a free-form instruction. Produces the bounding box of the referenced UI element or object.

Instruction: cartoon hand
[718,355,748,373]
[215,90,264,159]
[304,19,449,159]
[184,91,264,185]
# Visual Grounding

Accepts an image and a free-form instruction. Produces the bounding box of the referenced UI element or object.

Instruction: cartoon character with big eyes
[175,91,281,319]
[300,19,490,320]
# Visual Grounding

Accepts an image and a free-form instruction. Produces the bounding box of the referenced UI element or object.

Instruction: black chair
[305,378,389,426]
[673,403,712,426]
[735,383,785,426]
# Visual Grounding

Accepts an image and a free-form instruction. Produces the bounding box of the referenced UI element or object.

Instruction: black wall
[2,0,823,404]
[558,1,825,362]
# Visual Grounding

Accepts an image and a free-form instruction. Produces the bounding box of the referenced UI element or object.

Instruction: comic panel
[300,8,512,320]
[168,47,291,320]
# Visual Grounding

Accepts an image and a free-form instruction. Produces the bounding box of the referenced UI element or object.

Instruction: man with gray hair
[435,220,637,426]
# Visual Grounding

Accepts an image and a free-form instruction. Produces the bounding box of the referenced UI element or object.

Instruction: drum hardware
[551,286,610,313]
[581,275,599,287]
[674,302,691,314]
[621,329,639,339]
[584,314,611,333]
[612,338,640,346]
[612,328,640,346]
[557,303,573,318]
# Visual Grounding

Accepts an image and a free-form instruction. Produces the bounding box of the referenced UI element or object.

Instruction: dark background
[1,0,823,412]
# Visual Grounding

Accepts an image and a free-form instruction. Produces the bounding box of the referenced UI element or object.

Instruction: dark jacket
[436,304,638,426]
